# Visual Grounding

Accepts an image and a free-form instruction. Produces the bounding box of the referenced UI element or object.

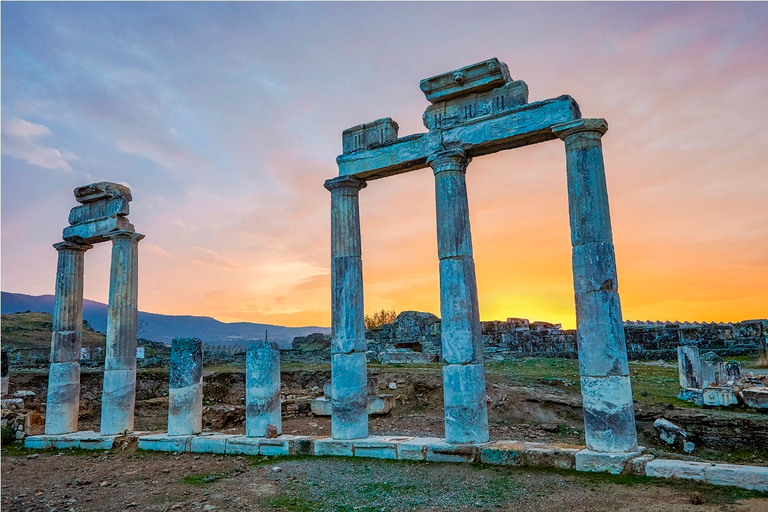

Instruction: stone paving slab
[353,436,414,460]
[24,431,121,450]
[137,433,194,452]
[575,447,645,474]
[189,434,238,454]
[646,459,768,492]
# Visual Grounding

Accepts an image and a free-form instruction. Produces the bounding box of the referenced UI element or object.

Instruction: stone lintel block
[523,442,583,469]
[443,363,489,444]
[576,319,629,377]
[137,433,193,452]
[423,80,528,131]
[189,434,238,454]
[439,258,483,365]
[74,182,132,204]
[314,437,354,457]
[575,447,646,475]
[479,440,525,466]
[571,242,618,295]
[331,352,368,440]
[62,216,134,244]
[51,330,82,363]
[342,118,399,154]
[69,197,130,226]
[353,436,414,460]
[580,375,638,453]
[420,58,511,104]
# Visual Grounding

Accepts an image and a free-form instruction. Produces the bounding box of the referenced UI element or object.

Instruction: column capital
[53,240,93,252]
[324,175,367,192]
[107,230,145,243]
[427,149,471,175]
[552,118,608,141]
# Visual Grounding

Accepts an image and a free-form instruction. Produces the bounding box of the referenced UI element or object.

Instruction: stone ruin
[44,182,144,436]
[324,57,640,460]
[677,343,767,409]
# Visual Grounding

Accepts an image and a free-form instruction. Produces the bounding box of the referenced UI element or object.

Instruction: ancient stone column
[677,344,702,389]
[100,231,144,435]
[246,341,281,437]
[553,118,638,453]
[1,351,9,396]
[428,149,489,444]
[324,175,368,440]
[45,241,92,435]
[168,338,203,435]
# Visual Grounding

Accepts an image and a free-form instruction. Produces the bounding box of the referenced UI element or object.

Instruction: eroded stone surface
[168,338,203,436]
[246,341,281,437]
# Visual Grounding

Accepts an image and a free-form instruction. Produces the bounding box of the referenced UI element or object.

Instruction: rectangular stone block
[138,433,193,453]
[523,442,582,469]
[342,118,399,154]
[74,182,131,204]
[425,439,482,463]
[69,198,130,225]
[396,438,433,461]
[677,345,702,389]
[259,435,314,456]
[574,448,645,475]
[479,440,525,466]
[190,434,237,454]
[741,388,768,410]
[62,216,134,244]
[314,437,354,457]
[420,58,511,104]
[702,386,738,407]
[225,436,261,456]
[78,433,118,451]
[423,80,528,131]
[353,436,413,460]
[704,464,768,492]
[645,459,708,481]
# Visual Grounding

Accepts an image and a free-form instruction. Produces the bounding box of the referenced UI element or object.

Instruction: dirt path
[2,448,767,512]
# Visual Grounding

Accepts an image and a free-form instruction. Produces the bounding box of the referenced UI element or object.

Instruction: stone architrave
[428,148,488,444]
[246,341,281,437]
[552,118,638,454]
[329,58,639,452]
[168,338,203,436]
[45,240,92,435]
[324,175,368,440]
[100,230,144,435]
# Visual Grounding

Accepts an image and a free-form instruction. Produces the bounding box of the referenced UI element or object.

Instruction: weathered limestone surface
[677,345,702,389]
[45,241,91,435]
[25,431,121,451]
[553,118,637,454]
[429,149,489,444]
[101,231,144,435]
[167,338,203,436]
[645,459,768,492]
[1,351,9,395]
[575,447,645,475]
[325,176,368,440]
[74,182,132,204]
[246,341,281,437]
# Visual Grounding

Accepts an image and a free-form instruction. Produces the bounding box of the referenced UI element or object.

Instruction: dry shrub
[364,308,397,330]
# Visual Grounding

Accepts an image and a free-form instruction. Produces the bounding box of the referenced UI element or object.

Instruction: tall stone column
[100,231,144,435]
[324,175,368,440]
[246,341,281,437]
[553,119,638,453]
[428,149,489,444]
[46,241,92,435]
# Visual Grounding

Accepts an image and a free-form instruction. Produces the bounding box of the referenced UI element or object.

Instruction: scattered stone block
[314,437,354,457]
[138,433,193,453]
[645,459,708,481]
[677,388,703,406]
[702,386,738,407]
[741,388,768,410]
[653,418,686,445]
[704,463,768,492]
[479,440,524,466]
[575,447,645,474]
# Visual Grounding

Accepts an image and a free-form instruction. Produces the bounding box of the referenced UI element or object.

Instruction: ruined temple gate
[45,182,143,436]
[325,58,639,454]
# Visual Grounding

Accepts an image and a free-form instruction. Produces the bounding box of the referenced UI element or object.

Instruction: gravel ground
[2,447,767,512]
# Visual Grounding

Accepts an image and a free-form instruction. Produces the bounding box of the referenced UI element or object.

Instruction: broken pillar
[677,344,702,389]
[168,338,203,436]
[246,341,281,437]
[428,148,489,444]
[1,351,9,395]
[45,241,92,435]
[553,119,638,454]
[325,175,368,440]
[100,231,144,435]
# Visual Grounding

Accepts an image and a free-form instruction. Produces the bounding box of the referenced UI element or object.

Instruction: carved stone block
[420,58,511,104]
[342,118,399,154]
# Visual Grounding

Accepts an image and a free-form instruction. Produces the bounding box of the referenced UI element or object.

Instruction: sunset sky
[2,2,767,329]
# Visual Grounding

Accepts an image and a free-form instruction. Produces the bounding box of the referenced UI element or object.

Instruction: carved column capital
[53,240,93,252]
[324,175,367,192]
[551,118,608,141]
[107,230,145,244]
[427,149,472,175]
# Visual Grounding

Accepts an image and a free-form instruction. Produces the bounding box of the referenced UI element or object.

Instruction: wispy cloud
[190,246,239,269]
[1,118,76,171]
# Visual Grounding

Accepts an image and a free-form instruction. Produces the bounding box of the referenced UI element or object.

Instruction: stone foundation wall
[366,312,768,361]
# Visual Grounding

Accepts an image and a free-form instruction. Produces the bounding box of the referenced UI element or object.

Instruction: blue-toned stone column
[168,338,203,435]
[553,118,638,453]
[324,175,368,440]
[100,231,144,435]
[45,241,92,435]
[428,149,489,444]
[246,341,281,437]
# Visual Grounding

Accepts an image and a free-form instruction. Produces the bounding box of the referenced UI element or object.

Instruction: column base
[575,447,646,474]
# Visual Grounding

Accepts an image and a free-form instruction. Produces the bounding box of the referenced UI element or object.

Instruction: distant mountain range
[1,292,329,349]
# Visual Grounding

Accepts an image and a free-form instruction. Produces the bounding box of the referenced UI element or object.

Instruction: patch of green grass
[181,472,227,486]
[269,495,316,512]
